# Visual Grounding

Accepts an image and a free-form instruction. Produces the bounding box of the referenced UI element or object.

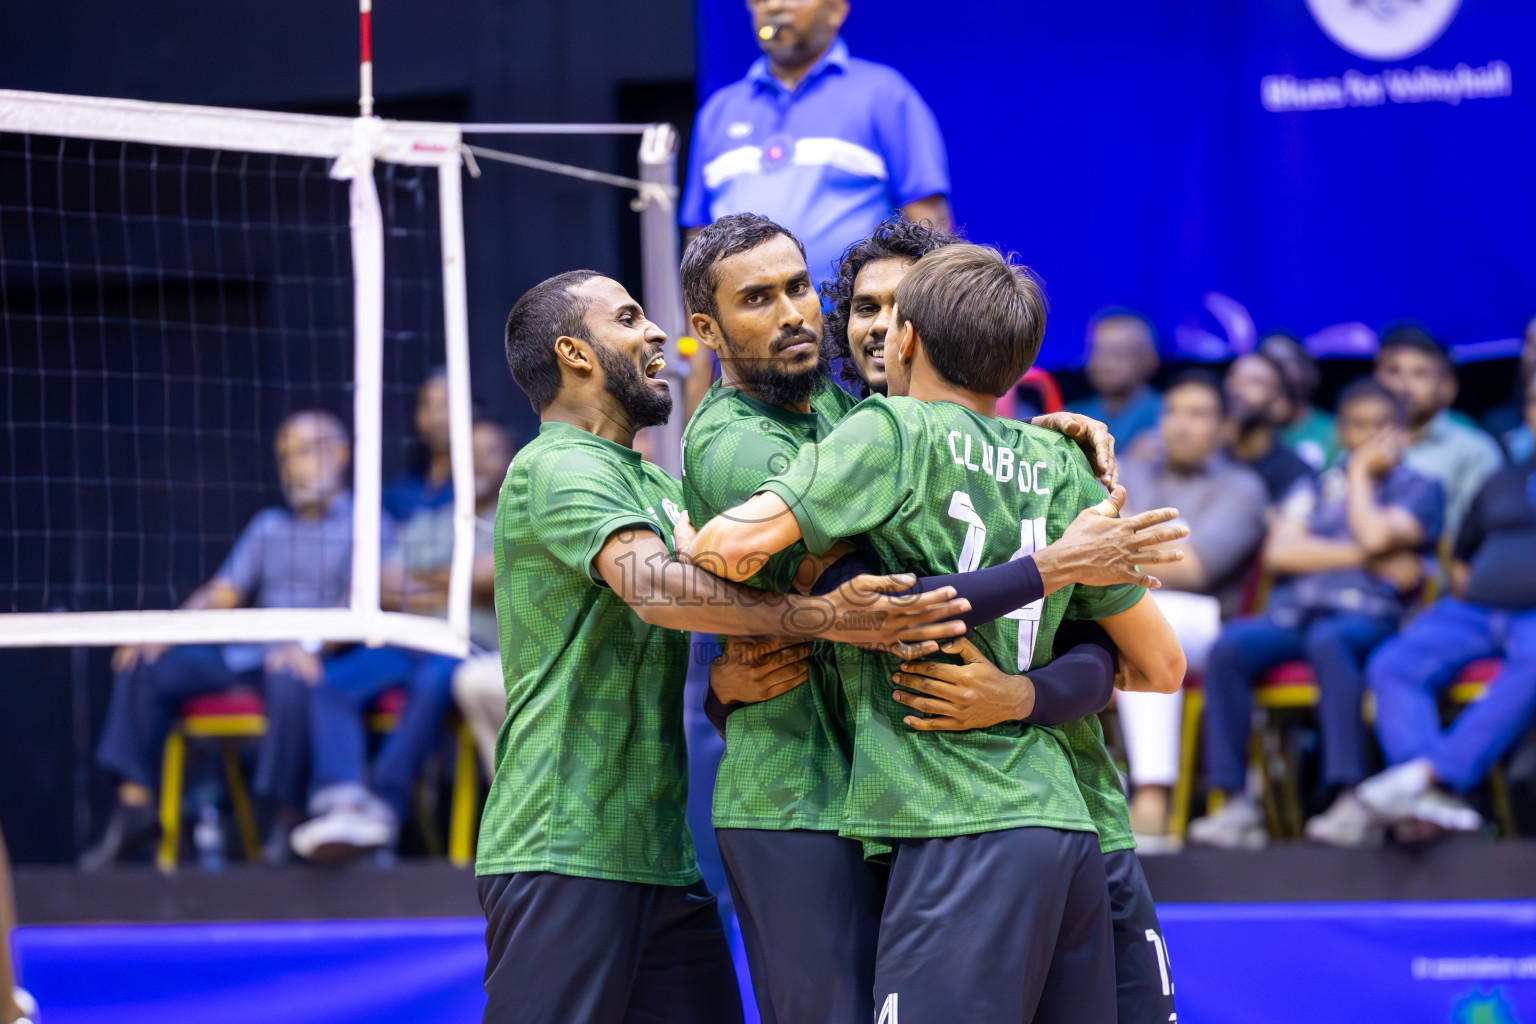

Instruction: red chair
[995,367,1064,420]
[156,690,267,872]
[156,683,477,870]
[1246,656,1517,838]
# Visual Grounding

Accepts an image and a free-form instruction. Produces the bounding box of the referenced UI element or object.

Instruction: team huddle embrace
[477,213,1190,1024]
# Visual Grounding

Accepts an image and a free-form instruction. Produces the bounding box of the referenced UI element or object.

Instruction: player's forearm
[619,556,805,637]
[809,551,1045,630]
[1022,642,1116,724]
[687,492,804,582]
[1022,620,1119,724]
[1097,594,1185,694]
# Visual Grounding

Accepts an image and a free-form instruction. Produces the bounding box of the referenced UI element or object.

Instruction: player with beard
[823,216,1185,1024]
[680,216,1187,1022]
[477,270,974,1024]
[688,243,1189,1023]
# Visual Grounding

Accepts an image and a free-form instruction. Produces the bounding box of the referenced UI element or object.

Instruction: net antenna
[0,90,474,656]
[359,0,374,119]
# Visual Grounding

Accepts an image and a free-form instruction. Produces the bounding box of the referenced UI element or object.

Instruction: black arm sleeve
[808,551,1046,630]
[703,686,732,741]
[1023,620,1120,725]
[811,553,1117,724]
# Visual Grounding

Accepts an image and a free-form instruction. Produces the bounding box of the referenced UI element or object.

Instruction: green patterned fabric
[1058,715,1136,853]
[476,421,699,885]
[682,378,860,831]
[761,395,1144,840]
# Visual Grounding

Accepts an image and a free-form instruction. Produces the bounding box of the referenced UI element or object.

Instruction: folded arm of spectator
[1263,514,1364,575]
[1262,481,1366,576]
[380,556,449,614]
[1346,432,1425,556]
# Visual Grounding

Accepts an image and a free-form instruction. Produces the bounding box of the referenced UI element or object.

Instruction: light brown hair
[894,244,1048,397]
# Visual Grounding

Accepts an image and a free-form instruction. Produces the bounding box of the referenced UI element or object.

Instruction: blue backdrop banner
[693,0,1536,366]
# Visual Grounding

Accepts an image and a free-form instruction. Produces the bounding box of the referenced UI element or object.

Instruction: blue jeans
[1202,612,1395,793]
[1368,598,1536,791]
[308,646,458,817]
[95,644,310,811]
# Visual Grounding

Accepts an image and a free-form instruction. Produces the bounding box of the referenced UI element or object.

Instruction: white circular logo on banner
[1305,0,1462,61]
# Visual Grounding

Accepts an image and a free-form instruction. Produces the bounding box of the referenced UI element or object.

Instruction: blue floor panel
[14,901,1536,1023]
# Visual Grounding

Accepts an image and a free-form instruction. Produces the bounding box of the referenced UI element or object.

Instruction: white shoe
[1187,796,1267,850]
[290,805,395,863]
[1304,792,1383,848]
[14,986,38,1023]
[1356,759,1434,824]
[1410,789,1483,832]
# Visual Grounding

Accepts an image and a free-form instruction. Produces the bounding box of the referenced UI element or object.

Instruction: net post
[438,143,475,652]
[339,121,387,646]
[636,124,686,476]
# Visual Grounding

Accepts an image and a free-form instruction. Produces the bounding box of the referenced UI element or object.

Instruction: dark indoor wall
[0,0,694,863]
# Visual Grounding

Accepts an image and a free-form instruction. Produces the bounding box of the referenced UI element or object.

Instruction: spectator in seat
[1067,307,1163,452]
[80,411,353,870]
[1375,323,1504,539]
[1260,331,1337,471]
[1116,371,1269,849]
[450,421,520,775]
[1188,380,1444,849]
[1480,315,1536,464]
[1225,351,1315,503]
[290,419,516,862]
[1358,371,1536,835]
[383,370,453,523]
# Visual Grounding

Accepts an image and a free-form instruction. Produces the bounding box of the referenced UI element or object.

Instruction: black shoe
[78,801,159,872]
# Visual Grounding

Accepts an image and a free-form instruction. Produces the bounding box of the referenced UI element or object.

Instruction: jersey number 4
[947,490,1047,672]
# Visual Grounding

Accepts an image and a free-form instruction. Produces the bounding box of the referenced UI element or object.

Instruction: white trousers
[1117,589,1223,788]
[452,651,506,777]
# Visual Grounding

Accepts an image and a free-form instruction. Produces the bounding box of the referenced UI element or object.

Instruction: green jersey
[477,421,698,886]
[761,395,1144,840]
[681,378,859,831]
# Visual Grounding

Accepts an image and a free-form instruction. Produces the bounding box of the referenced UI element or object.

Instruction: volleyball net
[0,90,685,656]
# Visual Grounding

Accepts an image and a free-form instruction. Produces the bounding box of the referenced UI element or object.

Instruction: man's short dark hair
[1088,306,1160,350]
[680,213,806,323]
[1377,321,1450,370]
[1337,377,1407,424]
[894,244,1048,398]
[1231,349,1294,404]
[1258,330,1319,404]
[1165,368,1228,417]
[504,269,602,413]
[822,215,965,393]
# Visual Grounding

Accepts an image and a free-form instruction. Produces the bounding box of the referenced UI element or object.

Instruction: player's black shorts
[872,827,1115,1024]
[1104,847,1178,1024]
[716,828,887,1024]
[477,871,741,1024]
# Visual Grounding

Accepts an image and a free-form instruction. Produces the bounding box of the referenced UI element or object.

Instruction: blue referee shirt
[681,39,951,286]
